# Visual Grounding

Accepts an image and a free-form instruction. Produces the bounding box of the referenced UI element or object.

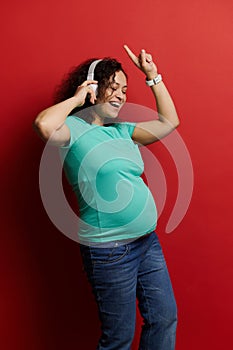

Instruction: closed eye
[110,82,127,93]
[110,86,127,94]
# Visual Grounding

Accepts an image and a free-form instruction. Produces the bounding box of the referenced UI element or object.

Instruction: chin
[107,112,119,119]
[104,115,120,125]
[101,110,119,120]
[94,102,122,121]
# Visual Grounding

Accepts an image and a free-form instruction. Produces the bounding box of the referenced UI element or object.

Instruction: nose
[115,89,126,101]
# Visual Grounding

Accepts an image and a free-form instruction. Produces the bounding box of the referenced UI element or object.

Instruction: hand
[123,45,158,79]
[74,80,98,106]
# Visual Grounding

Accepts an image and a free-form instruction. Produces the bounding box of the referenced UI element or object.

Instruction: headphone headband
[87,59,103,81]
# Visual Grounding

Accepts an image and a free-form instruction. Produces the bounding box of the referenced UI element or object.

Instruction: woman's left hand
[123,44,158,79]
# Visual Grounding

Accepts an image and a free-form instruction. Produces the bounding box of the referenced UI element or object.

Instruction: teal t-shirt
[59,115,157,244]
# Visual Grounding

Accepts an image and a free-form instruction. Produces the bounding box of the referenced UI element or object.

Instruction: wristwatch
[146,74,162,86]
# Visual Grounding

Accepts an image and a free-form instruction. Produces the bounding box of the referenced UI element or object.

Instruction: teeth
[110,102,120,108]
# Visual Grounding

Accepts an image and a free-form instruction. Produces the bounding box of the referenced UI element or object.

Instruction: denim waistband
[79,231,154,248]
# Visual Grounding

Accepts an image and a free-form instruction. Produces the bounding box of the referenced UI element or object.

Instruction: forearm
[34,96,79,134]
[124,45,180,144]
[147,74,179,127]
[132,75,180,145]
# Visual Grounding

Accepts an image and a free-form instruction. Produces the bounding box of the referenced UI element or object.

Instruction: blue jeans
[79,232,177,350]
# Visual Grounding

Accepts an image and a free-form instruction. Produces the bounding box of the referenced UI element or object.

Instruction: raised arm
[124,45,180,145]
[33,80,97,146]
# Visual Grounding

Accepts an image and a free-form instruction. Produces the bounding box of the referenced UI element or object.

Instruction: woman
[34,45,179,350]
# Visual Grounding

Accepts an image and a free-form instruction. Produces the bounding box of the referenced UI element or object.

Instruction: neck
[91,115,105,126]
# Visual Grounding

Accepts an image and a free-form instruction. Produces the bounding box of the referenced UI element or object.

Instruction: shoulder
[64,115,88,127]
[60,115,91,150]
[114,121,136,138]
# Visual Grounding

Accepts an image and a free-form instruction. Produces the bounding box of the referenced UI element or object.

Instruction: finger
[140,49,147,66]
[87,86,97,104]
[89,93,96,104]
[81,80,98,87]
[146,53,153,63]
[123,44,139,65]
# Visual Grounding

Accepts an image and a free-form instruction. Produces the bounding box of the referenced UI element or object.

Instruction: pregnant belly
[78,184,157,237]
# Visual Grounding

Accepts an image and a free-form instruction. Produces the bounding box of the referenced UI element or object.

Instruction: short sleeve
[125,122,136,137]
[115,122,136,138]
[60,115,88,149]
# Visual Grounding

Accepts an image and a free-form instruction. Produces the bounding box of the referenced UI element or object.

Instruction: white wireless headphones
[87,59,103,95]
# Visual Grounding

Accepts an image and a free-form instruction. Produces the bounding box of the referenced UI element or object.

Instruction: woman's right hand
[74,80,98,106]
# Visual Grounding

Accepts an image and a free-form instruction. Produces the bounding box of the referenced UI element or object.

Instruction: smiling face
[93,70,127,122]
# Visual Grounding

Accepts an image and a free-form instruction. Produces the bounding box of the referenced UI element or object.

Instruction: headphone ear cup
[89,83,98,96]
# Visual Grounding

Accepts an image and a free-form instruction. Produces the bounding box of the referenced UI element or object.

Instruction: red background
[1,1,233,349]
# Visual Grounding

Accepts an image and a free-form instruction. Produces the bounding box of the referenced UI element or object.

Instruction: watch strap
[146,74,162,86]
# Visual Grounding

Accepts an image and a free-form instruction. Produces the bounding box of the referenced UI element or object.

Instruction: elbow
[175,119,180,128]
[33,117,52,141]
[33,117,41,133]
[173,113,180,128]
[168,118,179,130]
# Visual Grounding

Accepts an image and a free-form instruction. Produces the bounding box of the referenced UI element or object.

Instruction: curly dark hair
[54,58,127,124]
